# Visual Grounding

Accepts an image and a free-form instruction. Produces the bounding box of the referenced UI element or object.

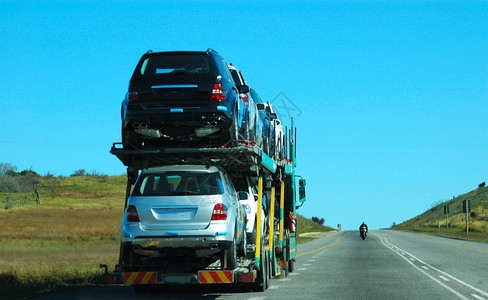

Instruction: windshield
[133,171,224,196]
[139,54,213,76]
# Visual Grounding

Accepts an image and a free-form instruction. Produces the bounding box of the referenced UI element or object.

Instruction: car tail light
[241,93,250,108]
[211,204,228,220]
[127,86,139,101]
[126,205,140,222]
[211,83,224,100]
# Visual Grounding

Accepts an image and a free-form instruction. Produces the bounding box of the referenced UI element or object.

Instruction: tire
[252,116,259,146]
[265,251,270,288]
[121,243,141,271]
[247,223,257,248]
[123,128,141,149]
[220,107,239,146]
[255,249,268,291]
[243,114,250,141]
[225,236,237,270]
[240,230,248,258]
[232,107,239,144]
[288,258,295,273]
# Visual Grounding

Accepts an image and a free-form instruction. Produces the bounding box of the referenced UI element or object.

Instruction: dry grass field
[0,175,126,299]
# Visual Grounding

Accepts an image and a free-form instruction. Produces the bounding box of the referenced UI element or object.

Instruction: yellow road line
[406,233,488,254]
[296,238,340,257]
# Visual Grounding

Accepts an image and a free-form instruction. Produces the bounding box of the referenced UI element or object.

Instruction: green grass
[0,175,126,299]
[296,214,335,244]
[393,186,488,243]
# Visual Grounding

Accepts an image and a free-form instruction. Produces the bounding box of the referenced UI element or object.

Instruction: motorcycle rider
[359,222,368,236]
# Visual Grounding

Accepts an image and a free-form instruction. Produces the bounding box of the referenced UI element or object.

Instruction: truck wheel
[225,237,237,270]
[265,251,270,288]
[254,240,268,291]
[288,258,295,273]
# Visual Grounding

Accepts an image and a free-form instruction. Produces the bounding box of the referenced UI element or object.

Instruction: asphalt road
[35,230,488,299]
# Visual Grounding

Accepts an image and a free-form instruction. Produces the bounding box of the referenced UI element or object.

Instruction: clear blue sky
[1,1,487,230]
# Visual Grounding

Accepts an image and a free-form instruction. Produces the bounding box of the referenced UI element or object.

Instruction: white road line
[382,235,488,298]
[247,297,266,300]
[308,259,316,262]
[380,236,469,300]
[439,275,450,282]
[422,266,429,270]
[298,268,307,271]
[472,294,486,300]
[268,285,280,290]
[289,272,299,275]
[409,258,416,262]
[304,263,311,266]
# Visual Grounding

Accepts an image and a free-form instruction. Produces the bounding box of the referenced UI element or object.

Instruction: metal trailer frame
[102,127,301,289]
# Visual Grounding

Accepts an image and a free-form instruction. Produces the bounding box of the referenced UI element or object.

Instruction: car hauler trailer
[101,128,306,291]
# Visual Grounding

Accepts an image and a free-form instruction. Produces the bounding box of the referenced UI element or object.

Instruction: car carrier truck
[101,125,306,292]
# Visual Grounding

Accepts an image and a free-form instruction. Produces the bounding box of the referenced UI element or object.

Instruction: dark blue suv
[121,49,250,148]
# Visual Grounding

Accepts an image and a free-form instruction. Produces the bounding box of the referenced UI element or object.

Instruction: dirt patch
[298,231,335,238]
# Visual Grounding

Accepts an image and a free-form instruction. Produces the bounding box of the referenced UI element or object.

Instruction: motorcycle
[360,228,367,240]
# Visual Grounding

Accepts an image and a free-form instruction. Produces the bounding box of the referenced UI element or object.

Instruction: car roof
[142,165,221,173]
[141,49,219,57]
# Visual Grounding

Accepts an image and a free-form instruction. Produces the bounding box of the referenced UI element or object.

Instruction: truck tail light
[127,86,139,101]
[211,83,224,100]
[211,204,228,220]
[126,205,140,222]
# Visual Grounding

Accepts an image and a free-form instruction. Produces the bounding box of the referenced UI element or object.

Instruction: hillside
[393,185,488,242]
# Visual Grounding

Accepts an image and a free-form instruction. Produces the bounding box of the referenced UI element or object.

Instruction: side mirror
[237,191,250,201]
[299,186,306,203]
[238,85,250,94]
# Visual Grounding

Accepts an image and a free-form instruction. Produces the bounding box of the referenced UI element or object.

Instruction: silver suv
[120,165,247,270]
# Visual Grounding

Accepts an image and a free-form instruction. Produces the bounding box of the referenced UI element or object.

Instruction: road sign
[462,200,471,213]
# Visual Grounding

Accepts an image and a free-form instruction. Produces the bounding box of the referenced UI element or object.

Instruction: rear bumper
[123,107,233,138]
[129,236,233,249]
[121,221,236,247]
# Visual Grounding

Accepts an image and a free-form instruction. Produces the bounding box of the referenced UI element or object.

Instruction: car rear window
[133,171,224,196]
[138,54,214,76]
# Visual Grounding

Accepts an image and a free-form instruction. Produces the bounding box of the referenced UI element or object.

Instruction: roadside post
[463,200,471,235]
[443,205,449,228]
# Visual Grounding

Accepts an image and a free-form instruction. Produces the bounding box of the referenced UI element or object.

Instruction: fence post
[34,183,40,205]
